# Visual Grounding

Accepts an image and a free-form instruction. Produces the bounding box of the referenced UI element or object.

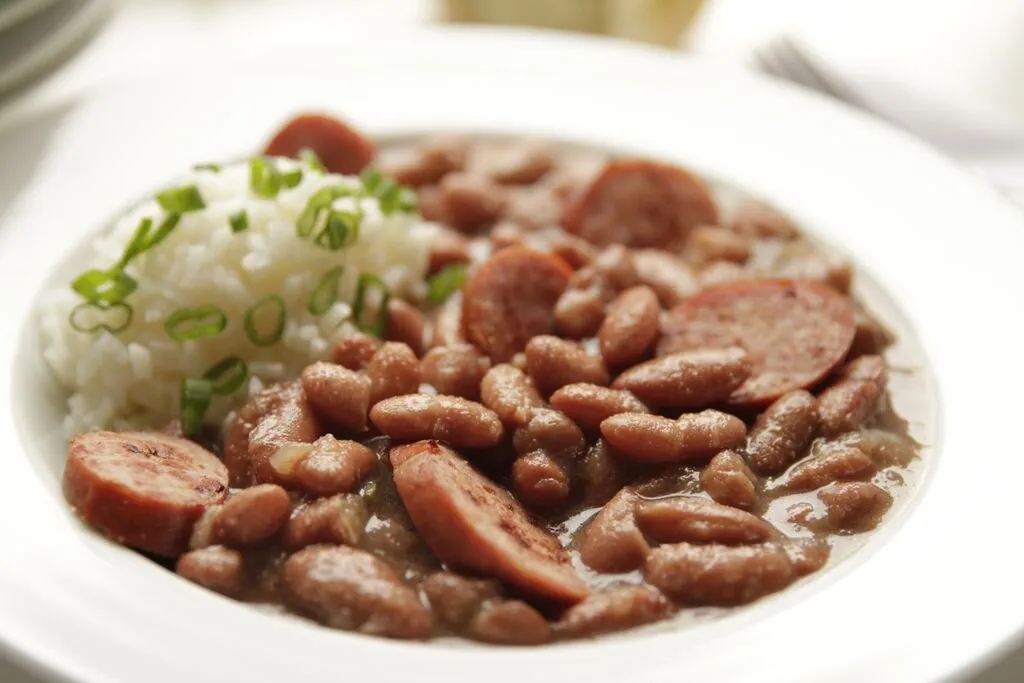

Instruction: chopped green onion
[71,269,138,304]
[427,263,468,304]
[164,305,228,341]
[229,210,249,233]
[69,301,133,334]
[193,163,221,173]
[297,185,357,238]
[180,378,213,436]
[203,356,248,396]
[244,295,286,347]
[308,266,345,316]
[249,157,283,199]
[299,148,327,173]
[144,213,182,251]
[379,183,418,215]
[281,168,303,189]
[360,168,385,194]
[156,185,205,213]
[353,274,390,337]
[115,217,154,270]
[314,209,361,251]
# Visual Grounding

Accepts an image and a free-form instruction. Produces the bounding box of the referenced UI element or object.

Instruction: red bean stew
[62,113,920,644]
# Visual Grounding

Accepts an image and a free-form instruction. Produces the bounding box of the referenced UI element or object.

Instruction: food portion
[45,112,922,644]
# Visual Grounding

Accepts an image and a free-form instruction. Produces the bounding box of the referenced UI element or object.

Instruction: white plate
[0,26,1023,683]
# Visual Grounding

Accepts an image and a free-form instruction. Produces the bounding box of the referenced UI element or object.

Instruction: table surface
[1,1,1022,681]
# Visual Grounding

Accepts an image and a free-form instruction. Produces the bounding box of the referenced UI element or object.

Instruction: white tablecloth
[2,1,1022,681]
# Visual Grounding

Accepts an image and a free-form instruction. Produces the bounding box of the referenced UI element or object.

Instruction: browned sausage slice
[462,246,572,362]
[263,113,376,175]
[562,160,718,250]
[63,431,229,557]
[393,443,588,603]
[658,280,856,407]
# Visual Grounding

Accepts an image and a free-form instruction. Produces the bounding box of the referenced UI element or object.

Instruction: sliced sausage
[420,344,491,400]
[745,390,819,475]
[300,362,371,433]
[283,545,432,639]
[701,450,759,510]
[600,411,746,464]
[211,484,291,547]
[247,383,322,485]
[263,113,375,175]
[611,347,752,409]
[282,494,368,551]
[63,431,229,557]
[370,394,504,449]
[384,299,427,356]
[598,285,661,368]
[645,542,794,605]
[578,489,650,574]
[554,585,673,639]
[562,160,718,250]
[480,364,545,429]
[330,331,379,371]
[366,342,422,405]
[176,546,244,597]
[393,444,587,603]
[422,572,502,629]
[293,435,376,496]
[549,384,648,432]
[462,247,572,362]
[466,600,551,645]
[659,280,856,407]
[818,481,892,532]
[525,335,609,395]
[635,497,773,544]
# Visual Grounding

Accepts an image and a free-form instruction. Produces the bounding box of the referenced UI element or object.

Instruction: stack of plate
[0,0,111,101]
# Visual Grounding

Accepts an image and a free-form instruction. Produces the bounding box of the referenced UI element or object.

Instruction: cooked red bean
[462,247,572,362]
[211,484,291,548]
[702,450,759,509]
[729,201,798,240]
[849,307,893,358]
[176,546,244,597]
[370,395,503,449]
[612,347,752,409]
[645,542,794,605]
[367,342,422,405]
[600,411,746,464]
[782,445,874,493]
[420,344,491,399]
[384,299,427,356]
[689,226,752,265]
[818,355,887,437]
[428,227,472,275]
[431,294,466,348]
[282,494,368,551]
[300,362,371,433]
[422,572,502,628]
[525,335,609,395]
[467,600,551,645]
[283,545,432,638]
[563,160,718,250]
[292,435,376,496]
[554,585,673,639]
[189,506,219,550]
[378,135,468,187]
[223,383,294,487]
[554,286,606,339]
[480,364,545,429]
[635,497,773,544]
[437,172,507,232]
[698,260,747,289]
[263,113,375,175]
[578,489,650,573]
[658,280,856,407]
[512,408,585,460]
[781,538,831,576]
[247,384,321,485]
[330,331,379,371]
[819,482,892,532]
[512,452,571,509]
[745,390,819,475]
[633,249,699,307]
[63,431,229,557]
[473,141,554,185]
[503,185,563,230]
[599,285,661,368]
[490,221,526,250]
[587,244,641,292]
[772,248,854,294]
[579,439,630,507]
[842,429,917,468]
[549,233,598,270]
[549,383,648,432]
[394,444,587,602]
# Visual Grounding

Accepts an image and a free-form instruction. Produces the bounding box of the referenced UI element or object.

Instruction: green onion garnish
[296,186,357,239]
[360,167,417,215]
[144,213,182,251]
[203,356,248,396]
[193,163,221,173]
[115,217,154,270]
[229,210,249,233]
[245,295,286,347]
[164,305,228,341]
[353,274,391,337]
[299,148,327,173]
[308,266,345,316]
[250,157,283,199]
[281,168,303,189]
[71,269,138,304]
[427,263,468,304]
[69,301,133,334]
[156,185,205,213]
[360,168,385,194]
[314,209,361,251]
[180,377,213,436]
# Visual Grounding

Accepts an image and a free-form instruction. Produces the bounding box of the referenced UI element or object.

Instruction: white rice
[40,160,438,434]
